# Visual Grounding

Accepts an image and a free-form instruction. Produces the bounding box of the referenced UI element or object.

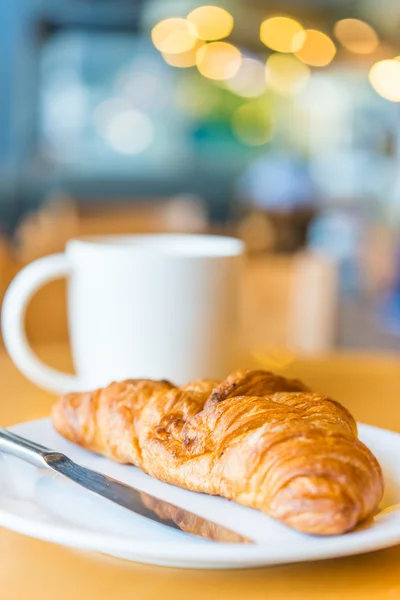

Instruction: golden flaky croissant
[52,369,384,536]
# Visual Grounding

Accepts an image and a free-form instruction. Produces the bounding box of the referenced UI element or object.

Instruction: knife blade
[0,428,251,544]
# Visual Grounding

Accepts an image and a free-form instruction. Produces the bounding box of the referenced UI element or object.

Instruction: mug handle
[2,253,80,394]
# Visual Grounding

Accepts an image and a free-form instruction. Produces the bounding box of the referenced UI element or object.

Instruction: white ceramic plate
[0,418,400,569]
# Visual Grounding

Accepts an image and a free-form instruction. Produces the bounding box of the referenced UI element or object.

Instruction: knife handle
[0,428,56,468]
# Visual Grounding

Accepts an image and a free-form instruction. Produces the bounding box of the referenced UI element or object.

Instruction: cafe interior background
[2,0,400,362]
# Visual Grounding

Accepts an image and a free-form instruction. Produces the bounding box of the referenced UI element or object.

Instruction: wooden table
[1,345,400,600]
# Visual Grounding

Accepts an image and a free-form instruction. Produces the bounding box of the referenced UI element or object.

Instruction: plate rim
[0,417,399,567]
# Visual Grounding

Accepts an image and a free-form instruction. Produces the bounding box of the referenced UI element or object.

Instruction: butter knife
[0,428,251,544]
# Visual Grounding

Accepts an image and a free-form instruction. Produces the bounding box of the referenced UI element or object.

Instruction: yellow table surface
[1,345,400,600]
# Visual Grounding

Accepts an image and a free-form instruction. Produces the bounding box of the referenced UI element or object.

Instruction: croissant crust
[52,369,384,535]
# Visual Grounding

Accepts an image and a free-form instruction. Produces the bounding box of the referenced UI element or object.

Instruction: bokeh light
[152,18,197,54]
[196,42,242,80]
[162,39,205,68]
[334,19,379,55]
[260,17,305,53]
[265,54,310,97]
[93,98,132,134]
[294,30,336,67]
[187,5,234,41]
[225,57,267,98]
[369,59,400,102]
[100,108,154,155]
[232,102,271,146]
[116,69,164,110]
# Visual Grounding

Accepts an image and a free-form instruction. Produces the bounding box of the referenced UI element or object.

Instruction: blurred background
[1,0,400,356]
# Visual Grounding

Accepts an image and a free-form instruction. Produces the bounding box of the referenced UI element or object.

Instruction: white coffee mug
[2,234,244,393]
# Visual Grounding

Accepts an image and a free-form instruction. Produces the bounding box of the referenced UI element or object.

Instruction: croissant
[52,369,384,535]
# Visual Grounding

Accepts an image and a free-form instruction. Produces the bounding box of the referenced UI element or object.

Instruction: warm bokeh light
[260,16,305,53]
[196,42,242,80]
[294,30,336,67]
[225,57,267,98]
[151,18,197,54]
[369,59,400,102]
[162,39,205,68]
[265,54,310,97]
[334,19,379,55]
[187,5,234,41]
[232,102,271,146]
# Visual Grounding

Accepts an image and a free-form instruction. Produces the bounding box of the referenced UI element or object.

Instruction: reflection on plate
[0,418,400,569]
[34,474,249,544]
